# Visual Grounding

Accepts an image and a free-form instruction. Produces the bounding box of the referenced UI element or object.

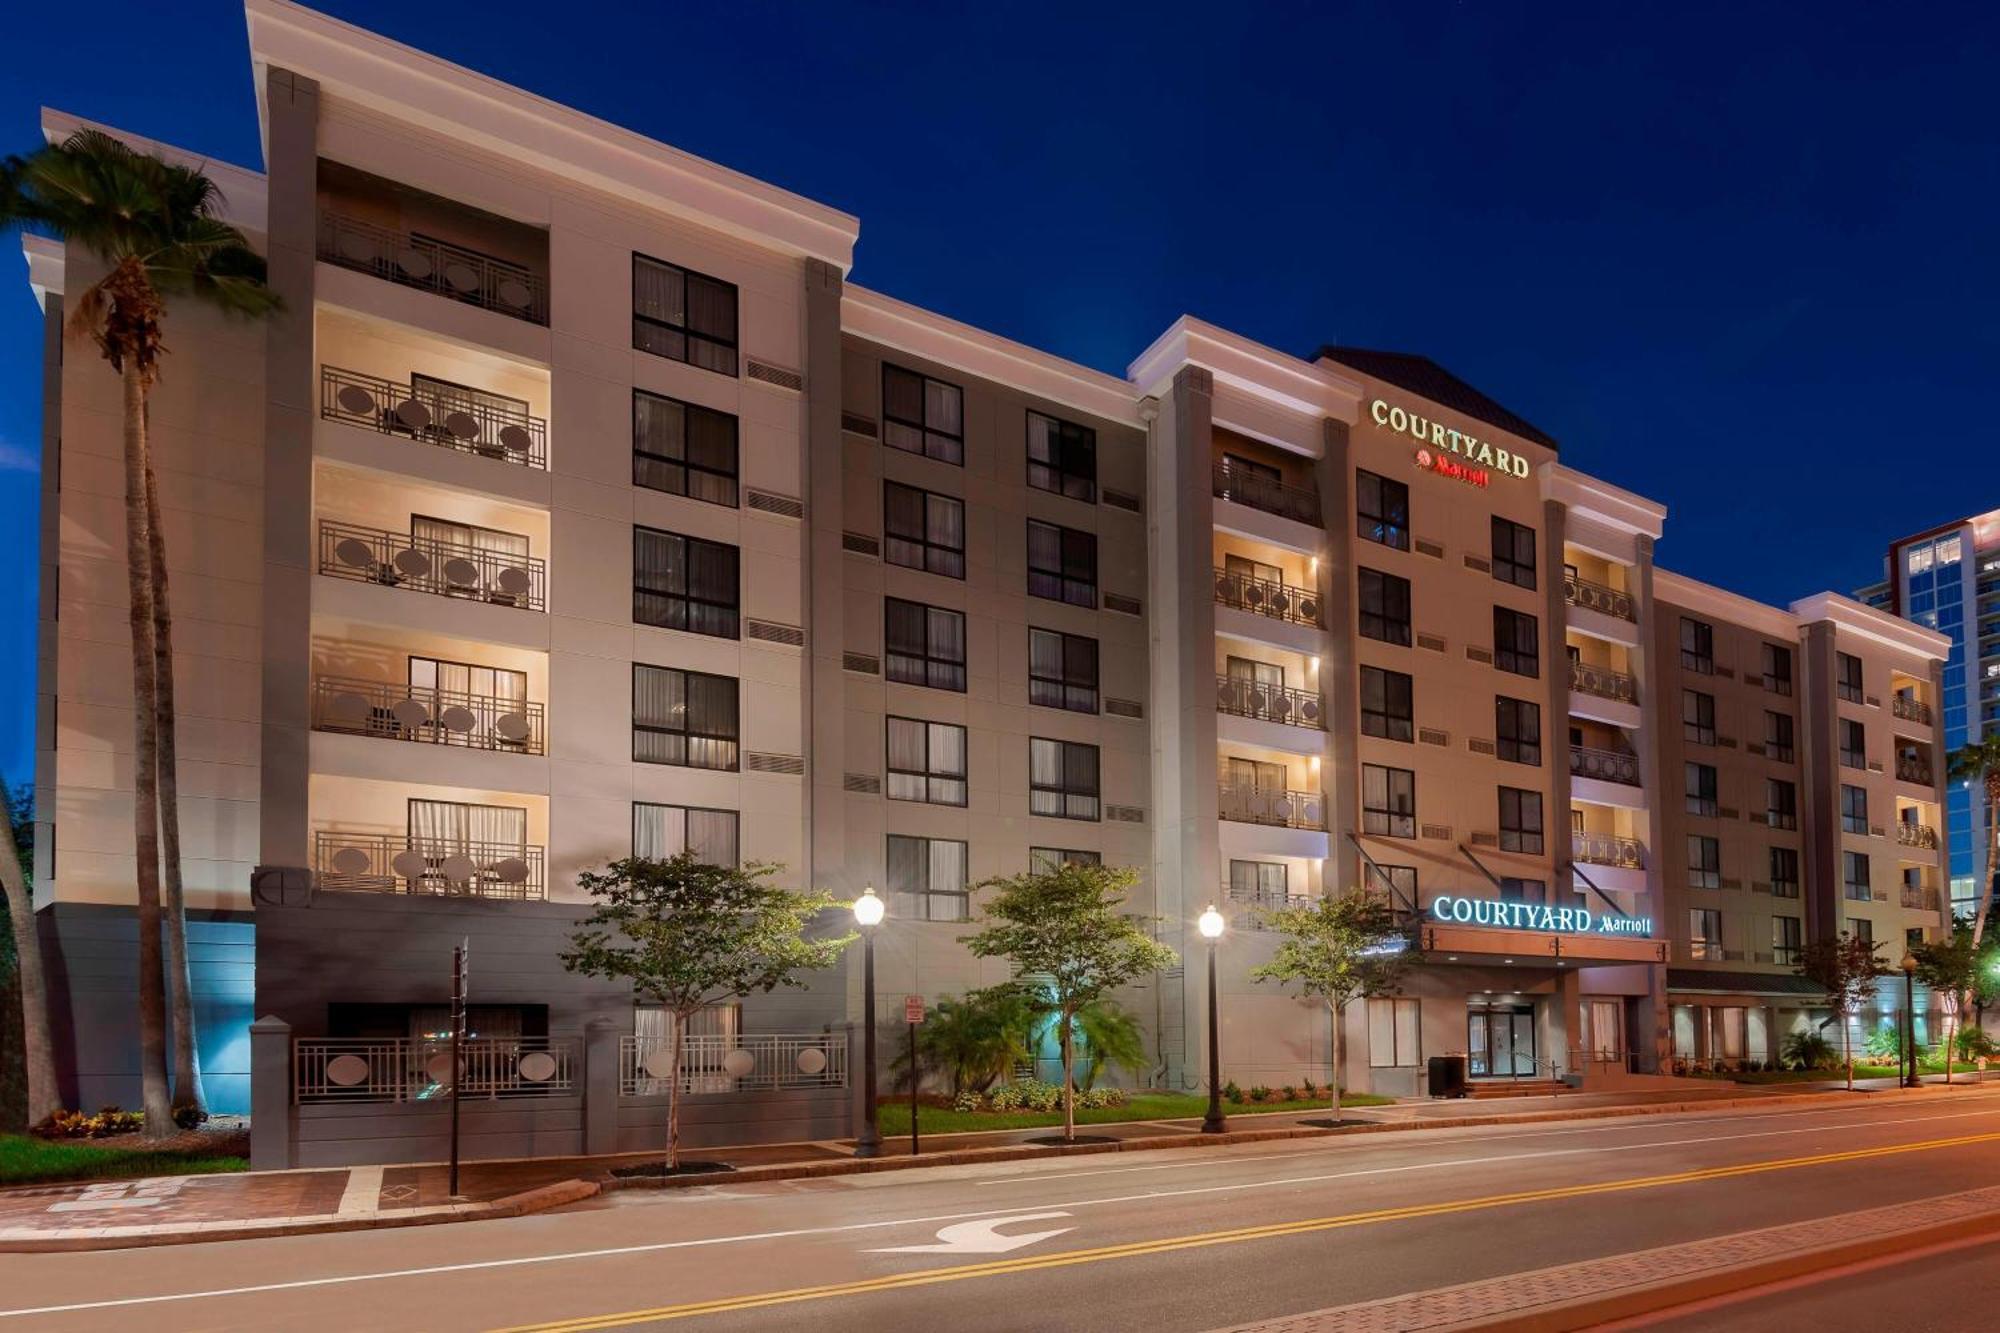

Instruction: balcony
[1897,822,1940,851]
[318,210,549,325]
[295,1036,576,1104]
[1224,883,1313,929]
[318,520,547,612]
[1901,884,1942,912]
[1219,784,1325,831]
[1213,567,1321,627]
[321,365,547,469]
[1896,756,1934,786]
[1216,675,1325,730]
[1572,831,1644,869]
[312,675,546,756]
[1570,744,1640,786]
[1212,461,1322,527]
[314,829,546,901]
[1569,660,1638,704]
[1893,695,1934,726]
[1564,573,1635,621]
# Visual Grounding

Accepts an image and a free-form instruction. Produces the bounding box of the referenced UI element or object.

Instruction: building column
[1314,419,1355,891]
[249,1015,294,1170]
[1630,534,1670,1073]
[1799,621,1841,944]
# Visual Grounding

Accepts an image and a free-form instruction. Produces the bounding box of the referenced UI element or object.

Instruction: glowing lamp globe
[1197,905,1226,940]
[853,886,885,927]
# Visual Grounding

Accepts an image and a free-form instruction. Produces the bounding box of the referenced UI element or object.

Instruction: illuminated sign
[1371,398,1532,479]
[1415,447,1488,489]
[1428,894,1653,939]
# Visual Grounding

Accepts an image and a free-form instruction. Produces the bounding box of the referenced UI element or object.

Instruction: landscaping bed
[1,1116,249,1187]
[877,1090,1391,1135]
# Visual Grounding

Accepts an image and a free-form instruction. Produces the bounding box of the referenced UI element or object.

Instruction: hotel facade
[21,1,1955,1161]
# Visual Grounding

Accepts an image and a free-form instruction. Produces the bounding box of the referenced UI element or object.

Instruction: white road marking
[868,1212,1074,1255]
[3,1100,1995,1320]
[337,1167,384,1218]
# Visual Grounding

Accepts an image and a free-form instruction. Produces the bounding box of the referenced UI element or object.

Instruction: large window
[1766,778,1798,829]
[1685,762,1718,816]
[1030,737,1101,821]
[1493,606,1540,678]
[1682,690,1716,746]
[1761,642,1793,694]
[1841,783,1869,835]
[1689,908,1723,960]
[885,598,967,691]
[1764,710,1795,762]
[883,481,966,578]
[886,717,968,806]
[1027,411,1096,501]
[1499,787,1544,854]
[1773,915,1803,966]
[1367,997,1422,1069]
[1027,520,1098,607]
[1491,517,1537,590]
[633,526,739,638]
[888,835,970,922]
[1687,835,1721,890]
[1358,567,1412,646]
[1363,763,1416,838]
[1838,718,1866,769]
[1029,627,1099,713]
[633,390,738,507]
[1843,851,1872,901]
[1769,846,1801,898]
[1228,859,1288,903]
[1496,696,1542,766]
[1680,617,1714,674]
[632,253,737,375]
[633,803,739,866]
[1356,469,1410,550]
[1836,651,1864,703]
[882,364,963,464]
[632,665,738,770]
[1360,666,1414,742]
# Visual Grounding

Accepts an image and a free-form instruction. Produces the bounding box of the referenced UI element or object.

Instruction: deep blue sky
[3,1,1997,788]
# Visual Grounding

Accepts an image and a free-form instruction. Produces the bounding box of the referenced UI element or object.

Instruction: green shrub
[952,1090,984,1113]
[1779,1031,1837,1072]
[1301,1077,1318,1098]
[1864,1022,1905,1063]
[34,1108,146,1139]
[1279,1085,1298,1102]
[1222,1080,1242,1104]
[1078,1087,1127,1109]
[1956,1027,1998,1061]
[1247,1085,1272,1103]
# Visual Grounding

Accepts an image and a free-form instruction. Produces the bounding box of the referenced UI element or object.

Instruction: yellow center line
[494,1128,2000,1331]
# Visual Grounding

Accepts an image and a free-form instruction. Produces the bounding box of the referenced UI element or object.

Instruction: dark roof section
[1314,346,1560,453]
[1666,969,1827,998]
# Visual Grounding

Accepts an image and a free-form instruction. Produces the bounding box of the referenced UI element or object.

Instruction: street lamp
[1900,952,1920,1089]
[853,887,885,1158]
[1198,904,1227,1134]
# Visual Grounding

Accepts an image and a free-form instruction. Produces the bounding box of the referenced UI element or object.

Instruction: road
[5,1090,2000,1331]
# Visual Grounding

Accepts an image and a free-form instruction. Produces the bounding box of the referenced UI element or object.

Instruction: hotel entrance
[1468,1001,1537,1077]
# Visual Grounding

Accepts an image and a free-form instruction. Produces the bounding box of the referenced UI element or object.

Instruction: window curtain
[413,515,528,561]
[408,799,525,855]
[634,258,685,327]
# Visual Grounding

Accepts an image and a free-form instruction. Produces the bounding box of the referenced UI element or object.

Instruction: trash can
[1427,1054,1469,1099]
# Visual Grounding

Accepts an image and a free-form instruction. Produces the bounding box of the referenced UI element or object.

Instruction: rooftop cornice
[1653,568,1800,641]
[1788,591,1950,661]
[244,0,859,270]
[21,234,63,310]
[1127,316,1364,423]
[1541,462,1667,539]
[40,108,268,232]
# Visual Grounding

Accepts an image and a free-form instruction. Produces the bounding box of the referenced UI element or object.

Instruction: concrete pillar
[1798,622,1841,943]
[802,258,846,898]
[583,1018,619,1157]
[249,1016,293,1171]
[1541,500,1572,897]
[1314,419,1356,886]
[843,1022,865,1140]
[1630,534,1671,1073]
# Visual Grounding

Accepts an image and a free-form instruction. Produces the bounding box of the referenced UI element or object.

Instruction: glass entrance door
[1468,1004,1536,1077]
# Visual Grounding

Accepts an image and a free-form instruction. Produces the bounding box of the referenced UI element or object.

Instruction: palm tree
[1,784,58,1127]
[2,131,276,1134]
[1946,735,2000,948]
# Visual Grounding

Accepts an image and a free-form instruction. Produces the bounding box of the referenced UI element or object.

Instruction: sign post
[903,994,924,1156]
[449,939,468,1198]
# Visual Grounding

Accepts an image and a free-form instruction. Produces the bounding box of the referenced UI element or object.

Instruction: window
[1356,469,1409,550]
[883,482,965,578]
[1764,711,1795,762]
[1689,908,1723,960]
[1680,617,1714,673]
[633,804,739,866]
[1495,696,1542,766]
[1493,606,1540,678]
[882,364,963,464]
[632,253,737,375]
[1773,915,1803,966]
[885,598,967,691]
[1360,666,1414,742]
[1228,859,1288,904]
[1500,877,1546,904]
[633,390,738,507]
[1769,846,1800,898]
[1362,764,1416,838]
[1027,520,1098,606]
[1027,411,1096,501]
[1844,851,1872,901]
[1030,738,1101,820]
[632,665,738,770]
[1687,835,1721,890]
[1836,651,1864,703]
[1685,762,1718,816]
[1499,787,1544,854]
[1766,778,1798,829]
[1032,847,1101,871]
[1491,516,1537,590]
[1839,719,1866,770]
[1761,642,1793,694]
[1368,864,1419,905]
[1682,690,1716,746]
[887,835,969,922]
[1367,997,1422,1069]
[633,527,739,638]
[1841,784,1869,835]
[1029,628,1099,713]
[886,717,968,806]
[1358,567,1412,646]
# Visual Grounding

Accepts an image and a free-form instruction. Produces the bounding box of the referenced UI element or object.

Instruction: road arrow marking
[868,1211,1074,1256]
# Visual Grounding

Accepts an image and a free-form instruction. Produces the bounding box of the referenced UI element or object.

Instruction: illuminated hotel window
[1844,852,1872,902]
[1362,764,1415,838]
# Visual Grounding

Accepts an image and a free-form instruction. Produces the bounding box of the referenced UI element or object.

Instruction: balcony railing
[313,830,546,901]
[1572,831,1644,869]
[295,1036,576,1104]
[1212,461,1322,527]
[1570,744,1641,786]
[1218,784,1325,831]
[311,674,546,756]
[1901,885,1942,912]
[1896,757,1934,786]
[1216,674,1325,729]
[317,210,549,325]
[620,1033,846,1095]
[1569,660,1638,704]
[1564,573,1636,621]
[1213,567,1322,627]
[321,365,548,469]
[1893,695,1934,726]
[1224,883,1313,929]
[1897,822,1940,850]
[318,520,547,612]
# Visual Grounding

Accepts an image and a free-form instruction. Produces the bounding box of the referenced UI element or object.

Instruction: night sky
[3,0,1997,789]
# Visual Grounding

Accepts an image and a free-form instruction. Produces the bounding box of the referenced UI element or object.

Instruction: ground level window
[1367,997,1421,1068]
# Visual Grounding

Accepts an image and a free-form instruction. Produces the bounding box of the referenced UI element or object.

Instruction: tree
[1947,735,2000,950]
[2,131,276,1133]
[561,853,854,1171]
[892,985,1034,1099]
[1795,931,1885,1091]
[1253,891,1417,1123]
[1070,999,1148,1091]
[1912,916,1983,1084]
[1,783,58,1128]
[961,862,1177,1143]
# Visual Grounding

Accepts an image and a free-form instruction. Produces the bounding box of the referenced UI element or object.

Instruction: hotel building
[20,1,1952,1158]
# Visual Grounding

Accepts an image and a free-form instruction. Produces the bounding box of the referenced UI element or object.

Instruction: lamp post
[1198,904,1227,1134]
[1900,952,1920,1089]
[853,887,885,1157]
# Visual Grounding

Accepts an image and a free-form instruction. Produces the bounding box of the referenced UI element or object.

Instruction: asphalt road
[6,1089,2000,1332]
